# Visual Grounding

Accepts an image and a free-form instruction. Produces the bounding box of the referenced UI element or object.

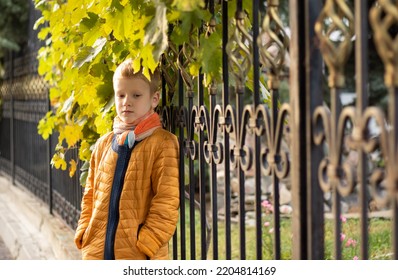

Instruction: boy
[74,59,180,260]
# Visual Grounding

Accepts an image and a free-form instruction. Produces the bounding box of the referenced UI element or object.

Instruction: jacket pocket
[81,225,92,248]
[137,223,144,239]
[136,224,149,260]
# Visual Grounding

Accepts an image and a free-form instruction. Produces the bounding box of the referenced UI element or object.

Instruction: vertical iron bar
[47,90,53,215]
[237,0,242,12]
[331,87,342,260]
[208,0,218,261]
[393,199,398,259]
[162,74,167,108]
[177,73,186,260]
[222,0,231,260]
[210,90,218,259]
[237,89,246,260]
[306,0,324,259]
[10,51,15,185]
[209,0,214,15]
[355,0,368,260]
[198,73,207,260]
[162,71,179,259]
[389,87,398,259]
[236,0,246,261]
[289,0,308,259]
[252,0,263,260]
[271,88,281,260]
[188,92,196,259]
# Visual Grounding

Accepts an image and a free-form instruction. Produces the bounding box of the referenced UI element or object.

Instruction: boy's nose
[123,97,132,106]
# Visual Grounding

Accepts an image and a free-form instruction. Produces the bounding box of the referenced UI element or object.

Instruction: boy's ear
[151,91,160,108]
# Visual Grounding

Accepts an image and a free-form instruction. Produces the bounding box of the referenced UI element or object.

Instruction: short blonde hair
[113,59,161,94]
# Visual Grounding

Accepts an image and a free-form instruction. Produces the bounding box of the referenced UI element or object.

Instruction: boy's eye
[133,94,141,98]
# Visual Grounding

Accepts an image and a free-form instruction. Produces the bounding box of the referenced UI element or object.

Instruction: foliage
[34,0,210,184]
[33,0,273,185]
[0,0,29,77]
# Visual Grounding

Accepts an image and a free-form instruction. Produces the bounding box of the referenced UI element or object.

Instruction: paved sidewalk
[0,174,81,260]
[0,235,13,260]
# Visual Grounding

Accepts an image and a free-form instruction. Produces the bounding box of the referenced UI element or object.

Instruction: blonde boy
[74,59,180,260]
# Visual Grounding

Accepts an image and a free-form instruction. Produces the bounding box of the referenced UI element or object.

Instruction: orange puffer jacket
[74,128,179,260]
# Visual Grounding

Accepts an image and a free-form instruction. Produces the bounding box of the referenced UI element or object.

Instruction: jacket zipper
[104,143,132,260]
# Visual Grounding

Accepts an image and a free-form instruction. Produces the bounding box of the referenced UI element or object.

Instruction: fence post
[289,0,307,260]
[305,0,324,259]
[47,94,53,215]
[289,0,324,259]
[9,51,15,185]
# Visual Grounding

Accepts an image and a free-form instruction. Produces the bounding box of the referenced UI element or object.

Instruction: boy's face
[114,77,159,124]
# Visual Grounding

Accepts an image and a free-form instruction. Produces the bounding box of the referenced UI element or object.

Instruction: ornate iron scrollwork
[201,98,224,165]
[258,0,290,89]
[176,33,200,160]
[313,0,355,196]
[370,0,398,207]
[159,42,180,131]
[315,0,354,88]
[257,0,291,178]
[256,103,290,178]
[226,10,253,94]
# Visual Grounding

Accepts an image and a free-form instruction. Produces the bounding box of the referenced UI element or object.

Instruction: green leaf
[144,3,168,61]
[79,170,88,187]
[172,0,205,11]
[199,31,222,83]
[73,37,107,68]
[0,38,20,51]
[80,12,99,31]
[83,25,102,46]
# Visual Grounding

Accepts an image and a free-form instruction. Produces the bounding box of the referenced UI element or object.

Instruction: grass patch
[170,205,393,260]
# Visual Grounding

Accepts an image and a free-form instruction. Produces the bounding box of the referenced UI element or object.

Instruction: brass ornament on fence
[314,106,356,196]
[255,103,291,178]
[201,16,224,165]
[312,0,356,196]
[257,0,290,90]
[177,35,197,92]
[315,0,354,88]
[370,0,398,205]
[201,105,224,165]
[226,10,253,94]
[361,107,390,208]
[161,42,179,101]
[369,0,398,87]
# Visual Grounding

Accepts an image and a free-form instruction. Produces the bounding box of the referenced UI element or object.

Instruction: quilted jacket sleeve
[74,142,98,249]
[136,132,180,258]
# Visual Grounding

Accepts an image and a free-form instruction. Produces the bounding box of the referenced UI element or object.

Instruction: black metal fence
[1,0,397,260]
[0,1,83,230]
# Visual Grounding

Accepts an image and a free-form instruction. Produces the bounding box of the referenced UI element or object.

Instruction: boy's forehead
[114,76,149,83]
[113,77,151,90]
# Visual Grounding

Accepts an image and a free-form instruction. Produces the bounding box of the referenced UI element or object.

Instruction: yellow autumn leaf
[51,153,67,170]
[83,24,101,46]
[37,27,50,40]
[189,62,201,77]
[78,141,92,161]
[95,113,113,136]
[37,111,56,140]
[69,159,77,177]
[60,124,83,148]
